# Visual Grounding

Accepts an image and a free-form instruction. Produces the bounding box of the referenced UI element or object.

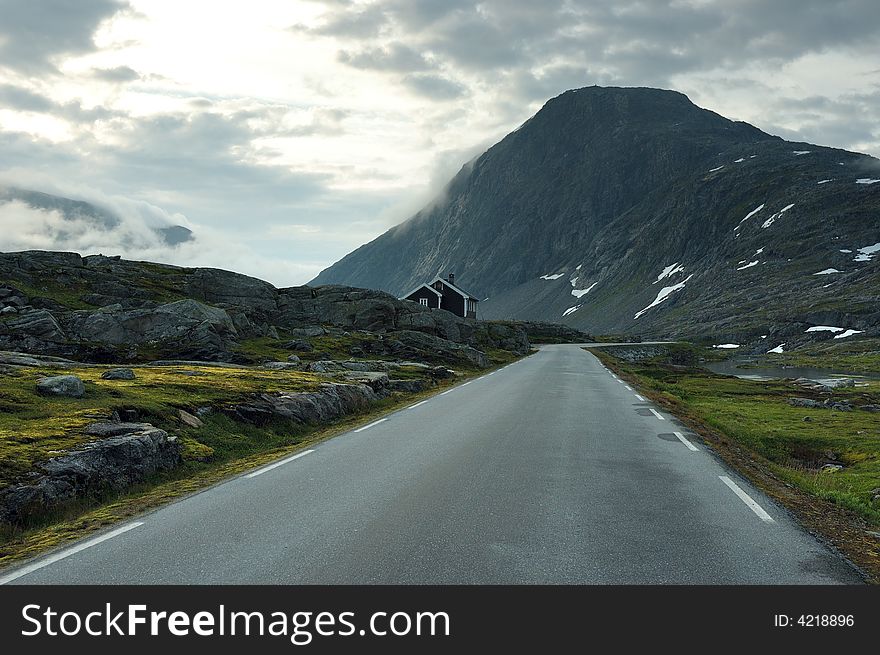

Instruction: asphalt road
[1,345,862,584]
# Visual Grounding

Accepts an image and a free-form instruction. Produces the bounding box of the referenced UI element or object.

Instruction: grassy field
[590,347,880,528]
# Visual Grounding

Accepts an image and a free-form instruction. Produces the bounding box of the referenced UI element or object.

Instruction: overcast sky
[0,0,878,286]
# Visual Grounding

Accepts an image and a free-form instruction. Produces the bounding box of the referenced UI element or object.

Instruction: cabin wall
[404,287,440,308]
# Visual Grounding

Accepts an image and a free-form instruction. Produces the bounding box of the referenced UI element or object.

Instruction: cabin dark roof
[428,276,479,301]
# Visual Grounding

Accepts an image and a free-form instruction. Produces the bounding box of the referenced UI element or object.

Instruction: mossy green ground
[592,349,880,528]
[0,364,324,487]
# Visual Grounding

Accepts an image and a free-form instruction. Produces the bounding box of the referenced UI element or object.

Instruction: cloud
[338,43,433,72]
[401,74,468,100]
[90,65,141,83]
[0,0,131,74]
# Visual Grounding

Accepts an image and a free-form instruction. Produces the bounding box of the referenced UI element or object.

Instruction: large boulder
[36,375,85,398]
[101,367,136,380]
[0,424,181,525]
[62,298,239,360]
[223,383,377,426]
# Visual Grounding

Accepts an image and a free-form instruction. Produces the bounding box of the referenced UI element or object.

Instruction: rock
[429,366,455,379]
[824,399,852,411]
[290,326,326,338]
[388,379,427,393]
[263,361,302,370]
[84,422,155,437]
[306,360,346,373]
[870,488,880,503]
[0,351,76,367]
[336,371,389,391]
[5,309,66,341]
[178,409,204,428]
[36,375,85,398]
[0,424,181,525]
[64,298,238,360]
[223,383,377,426]
[283,339,313,352]
[388,330,489,368]
[820,464,843,473]
[787,397,825,409]
[341,360,400,372]
[861,404,880,412]
[101,367,136,380]
[0,306,17,314]
[174,370,207,376]
[286,354,301,364]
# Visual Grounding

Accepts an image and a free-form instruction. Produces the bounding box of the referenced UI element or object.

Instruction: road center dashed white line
[354,418,388,433]
[624,385,632,391]
[0,522,144,585]
[649,408,665,420]
[673,431,699,451]
[246,449,315,478]
[408,400,429,409]
[719,476,775,523]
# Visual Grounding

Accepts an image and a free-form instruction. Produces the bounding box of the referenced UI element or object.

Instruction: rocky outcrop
[384,330,490,368]
[222,383,377,426]
[0,250,531,364]
[0,423,181,525]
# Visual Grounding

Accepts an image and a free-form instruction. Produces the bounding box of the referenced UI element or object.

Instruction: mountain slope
[311,86,880,344]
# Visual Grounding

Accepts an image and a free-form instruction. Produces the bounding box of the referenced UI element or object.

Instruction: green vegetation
[0,364,323,487]
[590,348,880,528]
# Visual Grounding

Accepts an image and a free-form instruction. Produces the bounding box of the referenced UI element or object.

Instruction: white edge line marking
[460,380,473,386]
[354,418,388,433]
[440,389,453,395]
[408,400,429,409]
[649,408,665,420]
[0,522,144,585]
[246,449,315,478]
[719,476,775,523]
[635,394,645,401]
[673,431,699,451]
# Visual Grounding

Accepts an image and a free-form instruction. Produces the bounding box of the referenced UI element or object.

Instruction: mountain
[311,86,880,345]
[0,187,194,246]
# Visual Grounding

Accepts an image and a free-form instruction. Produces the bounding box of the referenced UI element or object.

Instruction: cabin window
[419,297,429,307]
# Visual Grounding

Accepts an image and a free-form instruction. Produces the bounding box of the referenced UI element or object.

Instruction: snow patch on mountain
[854,242,880,262]
[571,281,598,298]
[654,262,684,283]
[634,275,693,319]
